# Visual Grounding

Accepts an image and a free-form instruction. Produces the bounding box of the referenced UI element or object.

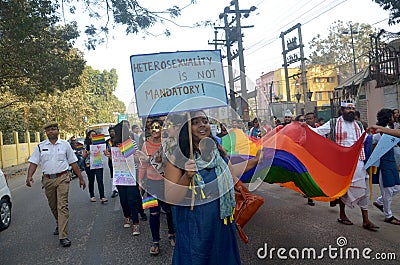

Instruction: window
[327,77,335,83]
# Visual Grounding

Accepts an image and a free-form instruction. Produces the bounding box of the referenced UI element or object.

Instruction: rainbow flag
[75,142,84,151]
[142,196,158,209]
[230,122,365,202]
[92,134,105,145]
[118,138,137,158]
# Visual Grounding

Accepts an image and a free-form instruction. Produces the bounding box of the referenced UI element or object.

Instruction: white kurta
[312,118,369,208]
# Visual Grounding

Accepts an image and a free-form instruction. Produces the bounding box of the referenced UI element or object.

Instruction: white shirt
[312,119,364,148]
[28,139,77,174]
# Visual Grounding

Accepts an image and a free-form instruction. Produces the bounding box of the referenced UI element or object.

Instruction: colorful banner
[90,144,106,169]
[130,50,227,117]
[111,147,137,186]
[229,122,364,201]
[92,134,106,145]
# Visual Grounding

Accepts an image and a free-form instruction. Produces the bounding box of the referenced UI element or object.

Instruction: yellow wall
[272,65,338,106]
[273,68,300,102]
[307,65,338,106]
[0,131,41,168]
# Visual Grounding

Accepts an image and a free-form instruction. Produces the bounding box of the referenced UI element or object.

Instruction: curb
[2,163,29,179]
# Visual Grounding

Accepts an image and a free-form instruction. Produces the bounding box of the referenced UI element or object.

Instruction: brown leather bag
[234,180,265,243]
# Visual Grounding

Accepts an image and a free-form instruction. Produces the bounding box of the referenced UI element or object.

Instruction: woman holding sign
[82,130,107,203]
[164,110,261,265]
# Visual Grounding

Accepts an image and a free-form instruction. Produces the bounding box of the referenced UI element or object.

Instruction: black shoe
[53,227,59,235]
[111,191,119,198]
[307,199,315,206]
[330,199,339,207]
[60,238,71,247]
[141,213,148,221]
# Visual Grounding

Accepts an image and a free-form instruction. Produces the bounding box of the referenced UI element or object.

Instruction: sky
[77,0,399,113]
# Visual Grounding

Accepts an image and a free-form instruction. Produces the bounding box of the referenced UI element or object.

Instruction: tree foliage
[373,0,400,25]
[308,21,376,81]
[58,0,198,50]
[0,0,86,99]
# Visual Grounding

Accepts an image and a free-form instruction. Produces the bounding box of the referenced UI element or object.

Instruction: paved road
[1,163,399,264]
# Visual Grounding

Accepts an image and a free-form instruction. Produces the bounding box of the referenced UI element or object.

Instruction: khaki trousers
[42,173,70,239]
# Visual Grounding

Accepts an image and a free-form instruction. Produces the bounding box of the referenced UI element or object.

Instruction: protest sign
[90,144,106,169]
[130,50,227,117]
[111,147,137,186]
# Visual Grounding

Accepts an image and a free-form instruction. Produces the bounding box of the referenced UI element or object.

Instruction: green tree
[373,0,400,25]
[81,67,125,125]
[0,0,86,99]
[57,0,199,50]
[308,21,376,81]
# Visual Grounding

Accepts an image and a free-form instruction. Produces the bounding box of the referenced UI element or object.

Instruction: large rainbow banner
[225,122,365,202]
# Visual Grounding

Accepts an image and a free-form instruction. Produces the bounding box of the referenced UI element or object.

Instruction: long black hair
[84,129,96,150]
[175,110,225,167]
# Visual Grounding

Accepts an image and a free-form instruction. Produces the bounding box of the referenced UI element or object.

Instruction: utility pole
[298,25,308,102]
[280,23,307,102]
[218,0,256,121]
[233,0,249,121]
[343,22,358,75]
[216,13,237,113]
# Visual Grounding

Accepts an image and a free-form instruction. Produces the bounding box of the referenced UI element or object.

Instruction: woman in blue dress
[164,110,260,265]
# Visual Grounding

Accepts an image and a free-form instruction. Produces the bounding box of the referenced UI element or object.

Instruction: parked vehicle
[87,123,115,139]
[0,169,12,231]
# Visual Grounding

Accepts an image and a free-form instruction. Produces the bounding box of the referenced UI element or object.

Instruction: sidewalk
[2,163,29,180]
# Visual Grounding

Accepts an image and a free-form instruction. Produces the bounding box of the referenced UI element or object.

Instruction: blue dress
[171,166,241,265]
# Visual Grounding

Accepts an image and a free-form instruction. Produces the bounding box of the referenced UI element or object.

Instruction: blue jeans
[117,185,140,224]
[85,167,105,198]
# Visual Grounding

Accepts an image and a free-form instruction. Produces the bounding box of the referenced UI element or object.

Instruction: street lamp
[307,90,313,101]
[295,92,301,103]
[343,22,359,75]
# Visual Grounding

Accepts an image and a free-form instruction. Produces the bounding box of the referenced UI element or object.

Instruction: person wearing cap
[26,121,86,247]
[283,110,293,126]
[311,101,379,231]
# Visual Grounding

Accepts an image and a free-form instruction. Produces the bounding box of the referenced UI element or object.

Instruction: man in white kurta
[312,102,379,231]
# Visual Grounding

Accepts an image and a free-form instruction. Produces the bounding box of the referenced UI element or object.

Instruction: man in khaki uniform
[26,121,86,247]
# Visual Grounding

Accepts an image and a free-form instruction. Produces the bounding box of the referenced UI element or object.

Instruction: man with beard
[312,101,379,231]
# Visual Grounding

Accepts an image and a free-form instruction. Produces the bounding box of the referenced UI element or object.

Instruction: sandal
[168,234,176,247]
[373,202,384,212]
[150,242,160,255]
[337,218,353,225]
[384,216,400,225]
[363,222,380,231]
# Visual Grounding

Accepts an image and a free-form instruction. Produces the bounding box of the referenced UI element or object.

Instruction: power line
[245,0,347,55]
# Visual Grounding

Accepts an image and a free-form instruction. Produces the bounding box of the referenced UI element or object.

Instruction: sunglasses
[345,107,356,110]
[151,124,161,132]
[299,119,306,122]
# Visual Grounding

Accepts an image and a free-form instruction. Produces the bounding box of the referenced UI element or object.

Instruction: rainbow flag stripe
[75,142,84,150]
[142,196,158,209]
[118,138,137,158]
[92,134,105,145]
[226,122,365,202]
